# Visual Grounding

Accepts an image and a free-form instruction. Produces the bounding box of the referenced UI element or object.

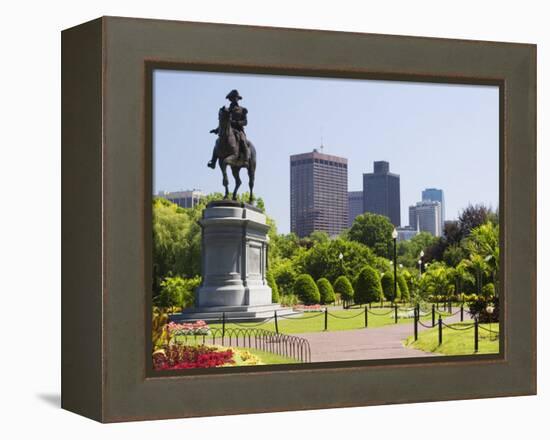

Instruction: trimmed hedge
[381,272,401,301]
[354,266,383,304]
[266,270,280,303]
[317,278,335,304]
[293,274,321,305]
[396,273,409,301]
[333,275,354,302]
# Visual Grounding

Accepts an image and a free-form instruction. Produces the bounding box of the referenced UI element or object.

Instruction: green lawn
[230,348,298,366]
[404,320,500,355]
[210,307,414,334]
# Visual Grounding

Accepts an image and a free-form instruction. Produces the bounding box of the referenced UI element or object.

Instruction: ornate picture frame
[61,16,536,422]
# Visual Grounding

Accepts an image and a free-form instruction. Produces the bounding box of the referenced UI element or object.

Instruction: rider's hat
[226,89,242,100]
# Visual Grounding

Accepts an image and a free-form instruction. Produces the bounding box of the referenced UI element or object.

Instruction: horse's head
[218,106,230,119]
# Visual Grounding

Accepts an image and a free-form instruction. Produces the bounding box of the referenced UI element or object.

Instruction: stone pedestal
[173,200,294,322]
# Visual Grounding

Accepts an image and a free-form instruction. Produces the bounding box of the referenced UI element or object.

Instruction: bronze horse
[210,106,256,202]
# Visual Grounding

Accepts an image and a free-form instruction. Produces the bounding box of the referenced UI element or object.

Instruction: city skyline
[154,69,499,233]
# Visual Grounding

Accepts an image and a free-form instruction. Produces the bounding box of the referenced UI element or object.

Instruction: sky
[153,69,499,234]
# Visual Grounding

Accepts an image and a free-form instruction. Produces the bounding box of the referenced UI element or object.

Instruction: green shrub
[397,273,409,301]
[354,266,383,304]
[293,274,321,305]
[266,271,280,303]
[271,260,298,296]
[468,296,499,323]
[156,276,199,309]
[280,294,299,307]
[333,275,354,302]
[482,283,495,298]
[317,278,335,304]
[381,272,401,301]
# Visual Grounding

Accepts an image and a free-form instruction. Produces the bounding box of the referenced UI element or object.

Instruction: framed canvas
[61,16,536,422]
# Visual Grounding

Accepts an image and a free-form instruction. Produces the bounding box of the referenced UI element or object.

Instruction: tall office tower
[158,189,204,208]
[362,161,401,226]
[348,191,364,227]
[422,187,445,231]
[409,200,442,237]
[290,149,348,238]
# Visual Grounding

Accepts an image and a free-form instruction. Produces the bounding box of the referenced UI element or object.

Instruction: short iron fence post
[432,304,436,327]
[364,305,368,328]
[438,315,443,345]
[460,304,464,322]
[474,318,479,352]
[394,304,398,323]
[274,310,279,334]
[414,309,418,341]
[324,308,328,331]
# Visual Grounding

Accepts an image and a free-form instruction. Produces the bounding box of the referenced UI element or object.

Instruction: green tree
[443,244,467,267]
[317,278,335,304]
[297,238,376,283]
[397,232,438,268]
[463,253,490,295]
[266,270,280,303]
[155,276,199,309]
[458,204,495,238]
[423,263,452,300]
[381,272,401,302]
[354,266,383,304]
[271,259,298,297]
[152,198,201,296]
[348,213,394,257]
[293,274,321,305]
[396,273,410,301]
[465,222,499,294]
[333,275,354,303]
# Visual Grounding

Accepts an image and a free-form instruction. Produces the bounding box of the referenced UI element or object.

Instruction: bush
[271,260,298,296]
[280,294,299,307]
[397,273,410,301]
[317,278,335,304]
[381,272,401,302]
[293,274,321,305]
[468,296,499,323]
[482,283,495,298]
[155,276,199,309]
[266,271,280,303]
[334,275,354,302]
[354,266,383,304]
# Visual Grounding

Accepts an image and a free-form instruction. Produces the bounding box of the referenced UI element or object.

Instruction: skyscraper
[348,191,363,227]
[363,161,401,226]
[290,149,348,237]
[409,200,442,237]
[422,188,445,231]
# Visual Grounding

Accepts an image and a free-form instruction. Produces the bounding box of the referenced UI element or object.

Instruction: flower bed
[166,320,210,336]
[153,345,234,370]
[293,304,323,312]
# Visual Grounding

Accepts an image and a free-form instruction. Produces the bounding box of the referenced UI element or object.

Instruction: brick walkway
[299,307,463,362]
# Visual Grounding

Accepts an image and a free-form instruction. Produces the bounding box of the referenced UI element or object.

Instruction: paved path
[299,307,464,362]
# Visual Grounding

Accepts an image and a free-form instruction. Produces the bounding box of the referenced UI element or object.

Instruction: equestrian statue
[207,89,256,203]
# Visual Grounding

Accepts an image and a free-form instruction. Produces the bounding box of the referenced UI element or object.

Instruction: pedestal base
[171,303,297,323]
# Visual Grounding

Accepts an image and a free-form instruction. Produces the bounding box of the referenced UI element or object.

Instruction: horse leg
[220,162,230,199]
[248,165,255,203]
[231,166,241,200]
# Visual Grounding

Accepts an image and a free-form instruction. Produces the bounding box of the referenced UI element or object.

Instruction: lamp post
[338,252,344,307]
[418,250,425,276]
[392,228,398,305]
[380,272,384,307]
